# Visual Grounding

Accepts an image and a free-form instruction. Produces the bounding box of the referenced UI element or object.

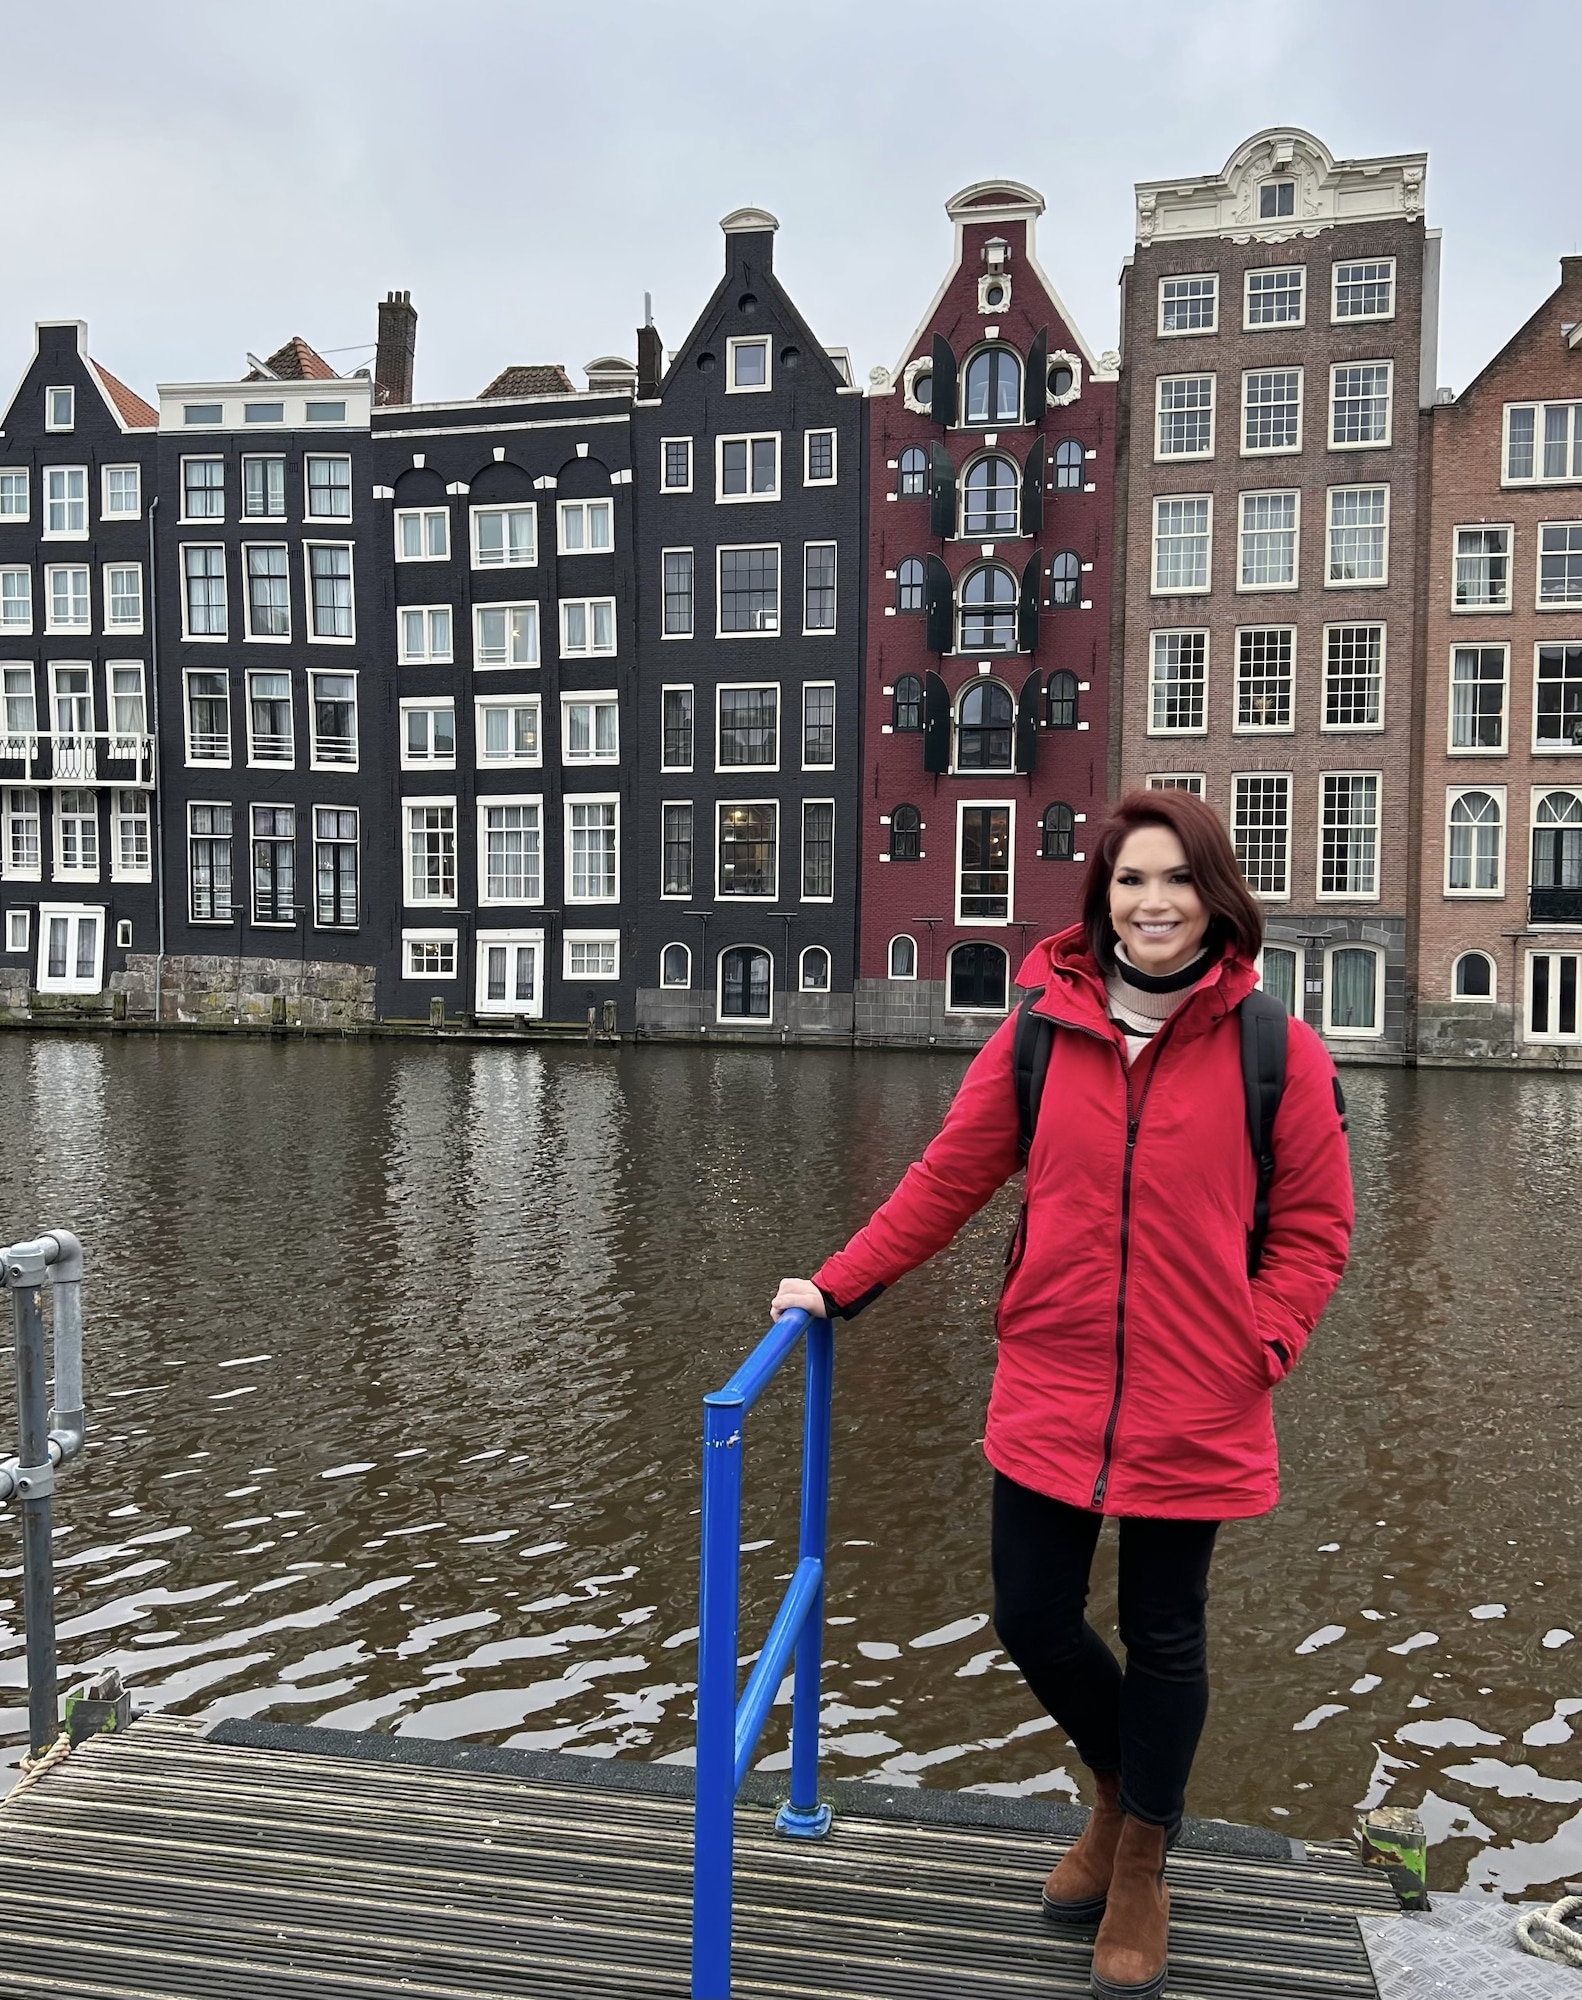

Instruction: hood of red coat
[1015,923,1262,1039]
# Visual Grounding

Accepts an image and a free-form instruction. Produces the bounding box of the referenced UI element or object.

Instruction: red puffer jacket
[813,926,1354,1519]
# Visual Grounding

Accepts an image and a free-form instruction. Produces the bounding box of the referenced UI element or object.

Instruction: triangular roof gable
[1442,269,1582,418]
[0,321,157,435]
[660,213,849,397]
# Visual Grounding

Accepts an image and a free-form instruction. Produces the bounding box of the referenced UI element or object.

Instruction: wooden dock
[0,1714,1399,1998]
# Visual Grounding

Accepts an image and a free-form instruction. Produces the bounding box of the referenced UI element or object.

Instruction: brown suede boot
[1090,1814,1170,1999]
[1041,1769,1123,1926]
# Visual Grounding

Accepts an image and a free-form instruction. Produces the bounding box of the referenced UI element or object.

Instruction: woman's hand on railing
[771,1278,828,1323]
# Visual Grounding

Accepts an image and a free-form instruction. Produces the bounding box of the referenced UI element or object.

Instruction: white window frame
[1321,623,1387,733]
[313,806,360,932]
[303,453,353,524]
[715,798,779,902]
[107,661,147,752]
[1525,951,1582,1044]
[1323,943,1385,1039]
[1241,367,1304,456]
[469,504,538,569]
[944,939,1011,1014]
[660,437,693,493]
[244,666,295,768]
[5,908,29,952]
[1533,641,1582,755]
[661,684,694,773]
[475,929,545,1016]
[0,566,32,636]
[1154,373,1216,461]
[307,668,358,773]
[804,428,838,486]
[564,793,620,904]
[476,793,545,907]
[1326,485,1390,589]
[1331,258,1397,324]
[1444,784,1506,897]
[397,604,454,665]
[716,942,775,1022]
[560,690,620,765]
[242,454,287,521]
[661,546,694,638]
[239,542,291,644]
[44,563,91,634]
[398,697,457,771]
[1151,496,1212,596]
[101,464,141,520]
[715,682,780,774]
[1329,360,1394,450]
[801,681,836,770]
[715,432,781,505]
[1452,952,1497,1004]
[402,929,458,979]
[660,799,694,900]
[887,934,918,980]
[45,387,75,433]
[1243,265,1306,331]
[953,797,1015,928]
[800,797,836,904]
[1447,643,1510,756]
[726,336,772,393]
[1145,772,1206,795]
[53,789,100,883]
[395,508,450,562]
[1232,624,1296,734]
[1156,274,1218,337]
[1147,629,1209,734]
[474,695,541,769]
[798,943,832,992]
[403,796,458,909]
[303,541,355,644]
[558,596,616,659]
[802,540,837,635]
[1537,520,1582,610]
[178,455,226,527]
[1316,771,1383,901]
[104,561,145,634]
[0,469,30,522]
[183,667,231,766]
[563,929,620,980]
[715,542,782,635]
[2,788,43,881]
[1255,941,1304,1010]
[556,497,614,556]
[43,465,88,540]
[473,600,541,671]
[1231,771,1292,901]
[659,941,692,987]
[1237,488,1301,592]
[35,904,105,995]
[1504,403,1582,488]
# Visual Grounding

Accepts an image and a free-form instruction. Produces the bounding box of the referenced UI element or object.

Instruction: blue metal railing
[691,1306,835,1999]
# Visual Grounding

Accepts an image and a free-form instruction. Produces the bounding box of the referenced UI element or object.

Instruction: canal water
[0,1034,1578,1898]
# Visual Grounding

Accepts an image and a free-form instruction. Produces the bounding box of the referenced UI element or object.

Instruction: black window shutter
[928,444,957,539]
[1018,549,1043,654]
[931,333,958,429]
[922,670,950,773]
[924,554,953,654]
[1020,446,1044,537]
[1015,668,1041,773]
[1023,328,1048,425]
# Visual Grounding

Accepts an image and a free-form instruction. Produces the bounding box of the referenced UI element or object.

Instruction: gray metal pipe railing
[1,1229,87,1758]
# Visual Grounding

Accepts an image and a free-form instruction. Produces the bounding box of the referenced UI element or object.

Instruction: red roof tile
[248,336,337,382]
[479,364,575,399]
[92,362,158,429]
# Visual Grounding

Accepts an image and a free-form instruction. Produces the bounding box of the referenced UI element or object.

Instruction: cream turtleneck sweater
[1104,944,1213,1065]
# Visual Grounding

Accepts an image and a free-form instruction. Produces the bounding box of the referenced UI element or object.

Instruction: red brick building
[1417,256,1582,1064]
[855,182,1117,1045]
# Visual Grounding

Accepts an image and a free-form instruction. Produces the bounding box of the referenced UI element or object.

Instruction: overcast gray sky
[5,0,1580,408]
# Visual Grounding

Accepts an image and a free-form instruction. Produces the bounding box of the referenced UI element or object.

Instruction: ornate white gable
[1135,129,1427,246]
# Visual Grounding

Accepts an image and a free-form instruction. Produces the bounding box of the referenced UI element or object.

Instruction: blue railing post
[776,1315,833,1838]
[693,1388,746,2000]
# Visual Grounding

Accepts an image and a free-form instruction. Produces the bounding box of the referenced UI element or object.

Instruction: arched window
[963,346,1022,426]
[896,557,924,612]
[1050,550,1081,609]
[799,945,830,992]
[1053,440,1084,490]
[889,804,921,861]
[956,682,1014,769]
[1041,803,1075,860]
[961,454,1020,535]
[948,942,1009,1013]
[719,945,772,1020]
[959,563,1018,651]
[1454,951,1495,1000]
[660,942,691,987]
[892,673,923,732]
[888,934,917,979]
[1325,945,1381,1036]
[1447,790,1502,892]
[1047,670,1078,729]
[1259,944,1300,1015]
[898,446,927,497]
[1533,791,1582,886]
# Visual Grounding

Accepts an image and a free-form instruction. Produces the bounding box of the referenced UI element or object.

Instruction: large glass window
[959,564,1017,650]
[1323,625,1384,729]
[1528,952,1582,1041]
[477,603,539,668]
[184,546,227,636]
[400,605,453,664]
[3,788,41,875]
[802,683,835,767]
[306,455,352,520]
[718,547,779,633]
[1506,404,1582,483]
[1532,791,1582,896]
[1235,626,1293,730]
[188,803,233,920]
[1156,375,1214,459]
[1333,260,1395,321]
[1327,947,1381,1034]
[717,802,777,897]
[663,549,693,635]
[46,566,89,631]
[405,802,456,903]
[662,803,693,896]
[1319,774,1380,897]
[182,458,224,520]
[3,665,36,748]
[720,945,771,1020]
[398,509,449,560]
[1535,645,1582,748]
[1159,275,1217,334]
[948,940,1008,1010]
[1447,790,1502,893]
[1450,646,1506,750]
[112,788,150,877]
[1260,945,1300,1015]
[246,545,290,638]
[472,506,536,567]
[956,682,1014,769]
[963,346,1022,425]
[244,456,286,519]
[803,543,836,631]
[1327,487,1388,585]
[662,687,693,769]
[0,567,31,632]
[1153,498,1210,592]
[1539,523,1582,606]
[962,455,1021,532]
[567,800,617,900]
[1149,630,1207,733]
[1233,774,1290,897]
[475,699,536,767]
[247,670,293,763]
[251,805,296,922]
[1245,266,1304,326]
[802,801,834,899]
[958,805,1010,919]
[315,808,359,926]
[44,467,87,538]
[185,670,230,761]
[1330,363,1393,447]
[1239,491,1298,589]
[106,563,143,630]
[1243,370,1302,453]
[310,673,357,766]
[55,789,98,875]
[718,686,778,768]
[718,435,779,500]
[482,802,541,903]
[308,545,353,639]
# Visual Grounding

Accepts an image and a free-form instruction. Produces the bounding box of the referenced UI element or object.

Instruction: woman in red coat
[772,791,1353,2000]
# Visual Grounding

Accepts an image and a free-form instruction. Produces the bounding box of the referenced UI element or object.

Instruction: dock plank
[0,1716,1392,1999]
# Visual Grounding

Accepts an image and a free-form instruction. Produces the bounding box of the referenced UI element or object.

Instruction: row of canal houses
[2,129,1580,1066]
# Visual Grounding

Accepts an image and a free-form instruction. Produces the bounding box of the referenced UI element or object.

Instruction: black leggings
[990,1470,1219,1833]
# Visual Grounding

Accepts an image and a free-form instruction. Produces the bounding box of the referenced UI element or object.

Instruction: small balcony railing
[312,733,357,765]
[249,732,294,762]
[1530,885,1582,925]
[0,731,156,787]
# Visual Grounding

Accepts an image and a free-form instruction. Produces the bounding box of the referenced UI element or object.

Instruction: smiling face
[1108,823,1211,976]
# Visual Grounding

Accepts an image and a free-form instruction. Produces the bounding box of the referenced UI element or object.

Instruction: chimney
[375,290,417,406]
[1562,255,1582,291]
[636,320,664,399]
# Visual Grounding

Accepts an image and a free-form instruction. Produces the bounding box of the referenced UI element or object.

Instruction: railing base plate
[774,1800,833,1840]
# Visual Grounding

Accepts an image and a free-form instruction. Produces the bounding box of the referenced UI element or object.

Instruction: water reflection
[0,1040,1578,1898]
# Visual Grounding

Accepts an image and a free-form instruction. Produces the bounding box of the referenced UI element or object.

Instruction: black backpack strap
[1240,989,1288,1277]
[1012,987,1055,1165]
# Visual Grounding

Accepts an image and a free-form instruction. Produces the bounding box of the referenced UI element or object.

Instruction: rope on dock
[1516,1895,1582,1968]
[8,1732,73,1801]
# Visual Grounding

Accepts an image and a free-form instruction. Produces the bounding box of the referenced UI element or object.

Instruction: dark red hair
[1080,790,1263,968]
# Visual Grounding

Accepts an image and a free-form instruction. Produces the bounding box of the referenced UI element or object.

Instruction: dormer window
[1259,180,1295,220]
[963,346,1022,426]
[728,337,770,392]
